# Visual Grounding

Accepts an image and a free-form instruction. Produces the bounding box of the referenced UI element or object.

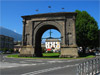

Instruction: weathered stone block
[60,47,79,58]
[19,45,35,57]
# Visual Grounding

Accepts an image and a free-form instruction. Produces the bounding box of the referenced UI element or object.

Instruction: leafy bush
[3,48,8,53]
[47,50,53,53]
[9,49,14,53]
[42,47,46,53]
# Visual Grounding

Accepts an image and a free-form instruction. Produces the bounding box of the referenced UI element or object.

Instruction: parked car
[0,51,3,54]
[94,51,100,56]
[6,51,11,54]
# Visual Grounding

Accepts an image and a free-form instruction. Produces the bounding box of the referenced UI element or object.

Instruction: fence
[77,58,100,75]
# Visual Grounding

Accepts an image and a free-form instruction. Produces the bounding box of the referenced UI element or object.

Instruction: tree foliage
[75,10,99,49]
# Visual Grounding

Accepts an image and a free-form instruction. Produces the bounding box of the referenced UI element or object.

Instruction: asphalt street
[0,54,100,75]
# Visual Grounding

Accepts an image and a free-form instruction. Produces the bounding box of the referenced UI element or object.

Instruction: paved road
[0,54,99,75]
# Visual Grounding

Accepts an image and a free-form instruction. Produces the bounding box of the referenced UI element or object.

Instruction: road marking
[0,66,14,69]
[21,64,79,75]
[20,61,27,63]
[47,59,81,63]
[38,63,45,65]
[0,62,37,69]
[25,60,43,62]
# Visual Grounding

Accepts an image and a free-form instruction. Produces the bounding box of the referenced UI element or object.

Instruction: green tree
[75,10,99,53]
[9,49,14,53]
[3,48,8,53]
[98,29,100,47]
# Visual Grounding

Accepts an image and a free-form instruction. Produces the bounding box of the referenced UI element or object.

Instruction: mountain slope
[0,26,22,41]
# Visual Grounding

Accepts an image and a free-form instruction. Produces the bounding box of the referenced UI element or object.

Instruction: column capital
[22,21,26,25]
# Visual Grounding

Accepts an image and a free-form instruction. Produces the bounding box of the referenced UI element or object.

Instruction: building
[14,45,22,52]
[0,35,14,50]
[45,38,60,52]
[14,41,22,52]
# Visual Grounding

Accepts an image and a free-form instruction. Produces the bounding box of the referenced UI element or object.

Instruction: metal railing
[77,58,100,75]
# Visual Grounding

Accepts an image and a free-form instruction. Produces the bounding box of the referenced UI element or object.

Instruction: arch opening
[35,25,62,57]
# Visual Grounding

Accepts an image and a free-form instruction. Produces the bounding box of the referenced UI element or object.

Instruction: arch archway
[20,12,78,57]
[34,24,62,57]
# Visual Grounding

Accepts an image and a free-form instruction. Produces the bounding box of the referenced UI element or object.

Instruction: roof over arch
[21,12,77,19]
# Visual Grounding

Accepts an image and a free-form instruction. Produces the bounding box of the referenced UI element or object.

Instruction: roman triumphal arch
[20,12,78,57]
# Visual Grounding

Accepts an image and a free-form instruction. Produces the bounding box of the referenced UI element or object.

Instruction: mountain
[0,26,22,41]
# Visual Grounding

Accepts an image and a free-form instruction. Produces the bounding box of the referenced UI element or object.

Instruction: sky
[0,0,100,39]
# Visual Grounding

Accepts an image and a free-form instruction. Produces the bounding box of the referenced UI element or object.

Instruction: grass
[7,53,95,59]
[43,53,60,57]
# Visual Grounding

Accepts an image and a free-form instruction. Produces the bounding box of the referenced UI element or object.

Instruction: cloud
[14,29,16,32]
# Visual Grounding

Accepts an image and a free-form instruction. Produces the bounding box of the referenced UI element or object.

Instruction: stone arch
[20,12,78,57]
[34,21,63,35]
[34,21,63,56]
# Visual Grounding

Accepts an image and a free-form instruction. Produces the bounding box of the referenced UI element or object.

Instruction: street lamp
[48,6,51,8]
[35,9,39,14]
[61,8,65,12]
[48,6,51,13]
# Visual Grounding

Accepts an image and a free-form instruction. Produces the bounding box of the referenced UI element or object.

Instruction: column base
[60,47,79,58]
[19,45,35,57]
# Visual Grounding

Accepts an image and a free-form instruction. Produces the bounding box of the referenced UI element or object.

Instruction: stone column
[22,20,26,46]
[61,20,66,47]
[29,21,33,46]
[65,18,70,46]
[64,19,67,46]
[60,16,78,58]
[65,19,69,46]
[20,21,35,57]
[72,16,77,47]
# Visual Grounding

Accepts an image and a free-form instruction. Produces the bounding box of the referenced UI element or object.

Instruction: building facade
[14,41,22,52]
[0,35,14,50]
[45,39,60,52]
